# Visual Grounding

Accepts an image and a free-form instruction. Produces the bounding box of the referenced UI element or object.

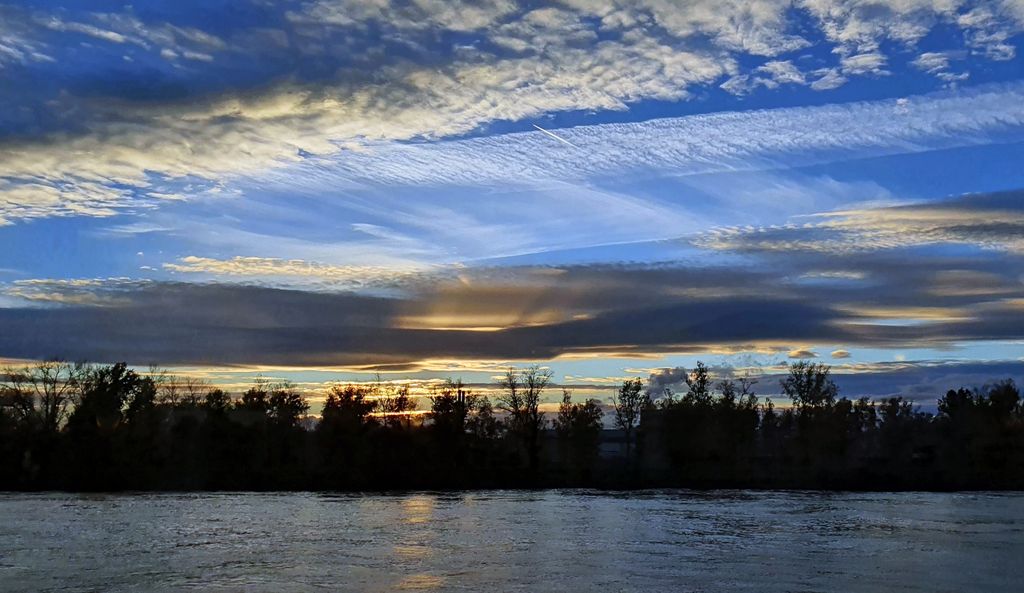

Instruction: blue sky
[2,0,1024,407]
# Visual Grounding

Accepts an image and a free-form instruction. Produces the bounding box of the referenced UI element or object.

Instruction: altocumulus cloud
[697,191,1024,254]
[1,1,1024,223]
[162,256,431,292]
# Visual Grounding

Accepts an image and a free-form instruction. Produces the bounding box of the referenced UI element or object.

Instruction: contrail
[532,124,582,149]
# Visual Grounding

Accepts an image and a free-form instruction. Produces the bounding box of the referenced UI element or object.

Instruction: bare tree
[718,374,758,409]
[613,378,649,461]
[466,396,500,441]
[181,376,212,407]
[147,366,182,406]
[1,360,85,433]
[498,366,551,473]
[373,377,417,428]
[554,388,576,438]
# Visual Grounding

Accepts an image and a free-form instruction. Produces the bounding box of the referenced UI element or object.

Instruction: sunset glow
[2,1,1024,408]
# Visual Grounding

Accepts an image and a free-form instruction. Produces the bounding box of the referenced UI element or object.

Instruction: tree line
[1,360,1022,491]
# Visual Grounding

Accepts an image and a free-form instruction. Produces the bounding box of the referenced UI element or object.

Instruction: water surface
[1,490,1021,592]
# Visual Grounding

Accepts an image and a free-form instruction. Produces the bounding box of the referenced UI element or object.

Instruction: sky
[2,0,1024,410]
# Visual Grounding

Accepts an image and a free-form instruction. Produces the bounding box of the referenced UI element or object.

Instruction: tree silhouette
[430,379,474,435]
[554,389,603,482]
[613,378,648,462]
[268,383,309,428]
[1,360,84,435]
[68,363,149,432]
[781,361,838,409]
[498,366,551,476]
[684,362,713,405]
[322,384,376,429]
[1,359,1023,491]
[238,378,271,413]
[314,384,377,488]
[374,380,416,429]
[202,389,232,414]
[466,395,499,441]
[64,363,155,488]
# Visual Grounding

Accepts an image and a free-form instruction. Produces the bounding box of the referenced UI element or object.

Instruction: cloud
[268,82,1024,191]
[1,1,1022,224]
[0,38,732,223]
[288,0,1017,64]
[809,67,847,90]
[0,179,136,224]
[800,0,960,54]
[0,16,51,68]
[720,59,808,94]
[5,277,143,306]
[697,359,1024,405]
[3,0,1024,396]
[162,256,429,290]
[698,191,1024,255]
[810,359,1024,404]
[290,0,519,32]
[759,60,807,85]
[840,51,888,75]
[957,2,1024,60]
[38,17,128,44]
[155,174,703,269]
[646,366,691,394]
[6,196,1024,368]
[788,348,819,359]
[36,11,226,57]
[640,358,1024,406]
[913,51,952,73]
[830,349,851,359]
[563,0,811,57]
[0,268,837,365]
[913,50,970,84]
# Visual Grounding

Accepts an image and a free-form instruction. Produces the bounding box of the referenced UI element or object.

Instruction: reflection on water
[1,490,1022,592]
[401,495,435,525]
[396,573,444,590]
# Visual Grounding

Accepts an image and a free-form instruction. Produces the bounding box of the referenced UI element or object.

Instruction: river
[1,490,1021,592]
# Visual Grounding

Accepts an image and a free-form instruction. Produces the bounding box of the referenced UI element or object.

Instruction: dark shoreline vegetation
[1,361,1022,492]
